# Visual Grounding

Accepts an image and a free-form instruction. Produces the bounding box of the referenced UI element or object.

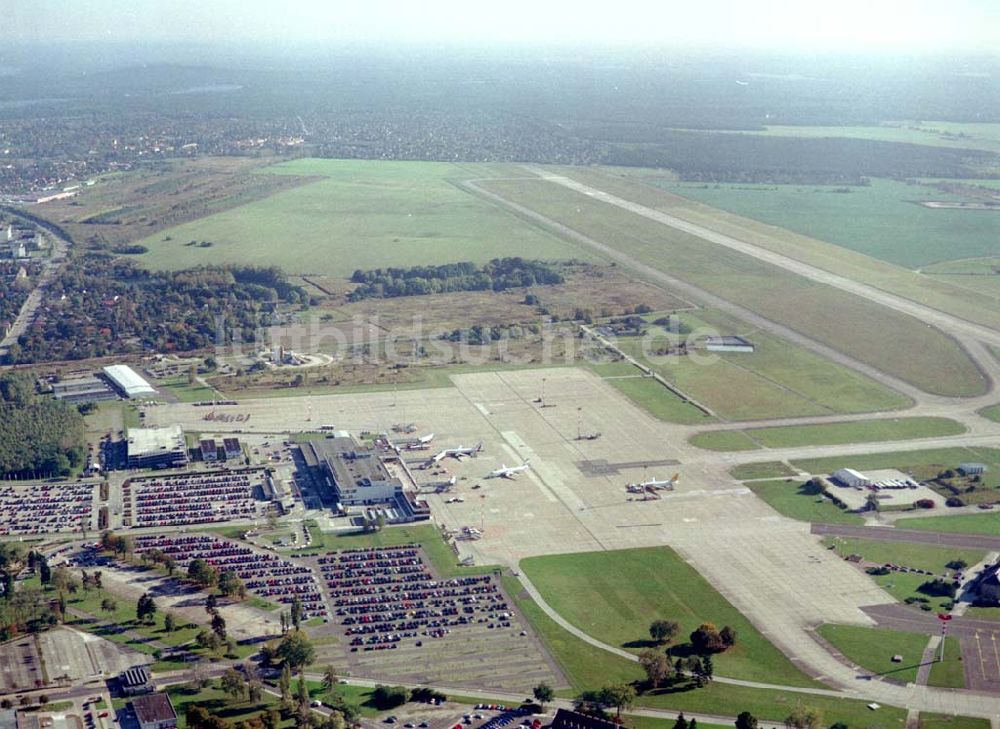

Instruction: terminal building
[103,364,157,399]
[303,435,429,522]
[127,425,188,469]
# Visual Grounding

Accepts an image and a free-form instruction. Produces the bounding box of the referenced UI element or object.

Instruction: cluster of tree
[371,685,409,710]
[649,619,736,654]
[918,578,958,598]
[5,259,306,365]
[100,531,135,557]
[0,371,86,477]
[689,622,737,654]
[573,683,636,719]
[0,544,63,639]
[347,258,564,301]
[442,323,525,346]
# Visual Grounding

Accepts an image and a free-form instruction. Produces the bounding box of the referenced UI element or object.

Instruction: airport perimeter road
[525,169,1000,355]
[812,524,1000,551]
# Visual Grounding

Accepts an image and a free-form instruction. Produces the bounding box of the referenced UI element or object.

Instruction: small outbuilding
[131,693,177,729]
[957,463,987,476]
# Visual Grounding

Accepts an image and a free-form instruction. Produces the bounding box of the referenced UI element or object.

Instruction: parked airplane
[486,460,531,479]
[397,433,435,451]
[626,473,679,492]
[428,442,483,463]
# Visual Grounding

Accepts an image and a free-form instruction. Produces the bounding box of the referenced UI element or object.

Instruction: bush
[945,496,965,507]
[372,685,408,710]
[918,578,957,598]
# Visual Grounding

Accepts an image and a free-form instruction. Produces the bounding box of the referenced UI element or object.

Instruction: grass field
[647,179,996,270]
[167,680,293,729]
[600,375,715,425]
[817,625,963,688]
[520,548,818,688]
[480,176,985,397]
[729,462,798,480]
[980,404,1000,423]
[690,417,965,451]
[502,575,905,726]
[918,714,992,729]
[281,522,496,578]
[898,512,1000,536]
[612,309,910,421]
[817,624,928,684]
[822,537,984,612]
[690,431,760,451]
[134,160,593,276]
[746,479,863,525]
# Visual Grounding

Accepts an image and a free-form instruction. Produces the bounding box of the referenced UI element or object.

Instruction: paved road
[812,524,1000,551]
[0,217,68,356]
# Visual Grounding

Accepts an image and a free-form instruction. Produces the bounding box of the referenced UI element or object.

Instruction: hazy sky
[7,0,999,53]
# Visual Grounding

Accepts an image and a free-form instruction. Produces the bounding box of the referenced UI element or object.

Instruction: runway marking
[474,403,492,416]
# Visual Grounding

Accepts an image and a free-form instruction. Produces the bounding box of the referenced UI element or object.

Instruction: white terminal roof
[127,425,185,457]
[103,364,157,398]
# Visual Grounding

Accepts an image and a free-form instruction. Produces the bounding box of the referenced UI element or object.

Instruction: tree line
[347,258,565,301]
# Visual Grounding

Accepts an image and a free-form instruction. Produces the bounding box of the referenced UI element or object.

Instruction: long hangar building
[302,434,429,523]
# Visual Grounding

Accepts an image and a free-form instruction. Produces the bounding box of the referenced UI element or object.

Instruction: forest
[0,371,85,478]
[348,258,565,301]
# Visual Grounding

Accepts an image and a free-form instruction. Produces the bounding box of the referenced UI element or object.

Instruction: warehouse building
[832,468,872,489]
[701,335,755,353]
[127,425,188,469]
[103,364,157,399]
[51,375,118,404]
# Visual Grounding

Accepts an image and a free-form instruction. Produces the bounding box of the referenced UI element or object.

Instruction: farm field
[821,537,984,612]
[519,547,820,688]
[133,159,594,276]
[690,417,966,451]
[613,309,910,421]
[479,176,986,397]
[645,179,997,269]
[553,166,1000,334]
[817,624,963,688]
[748,122,1000,155]
[745,479,863,526]
[897,512,1000,537]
